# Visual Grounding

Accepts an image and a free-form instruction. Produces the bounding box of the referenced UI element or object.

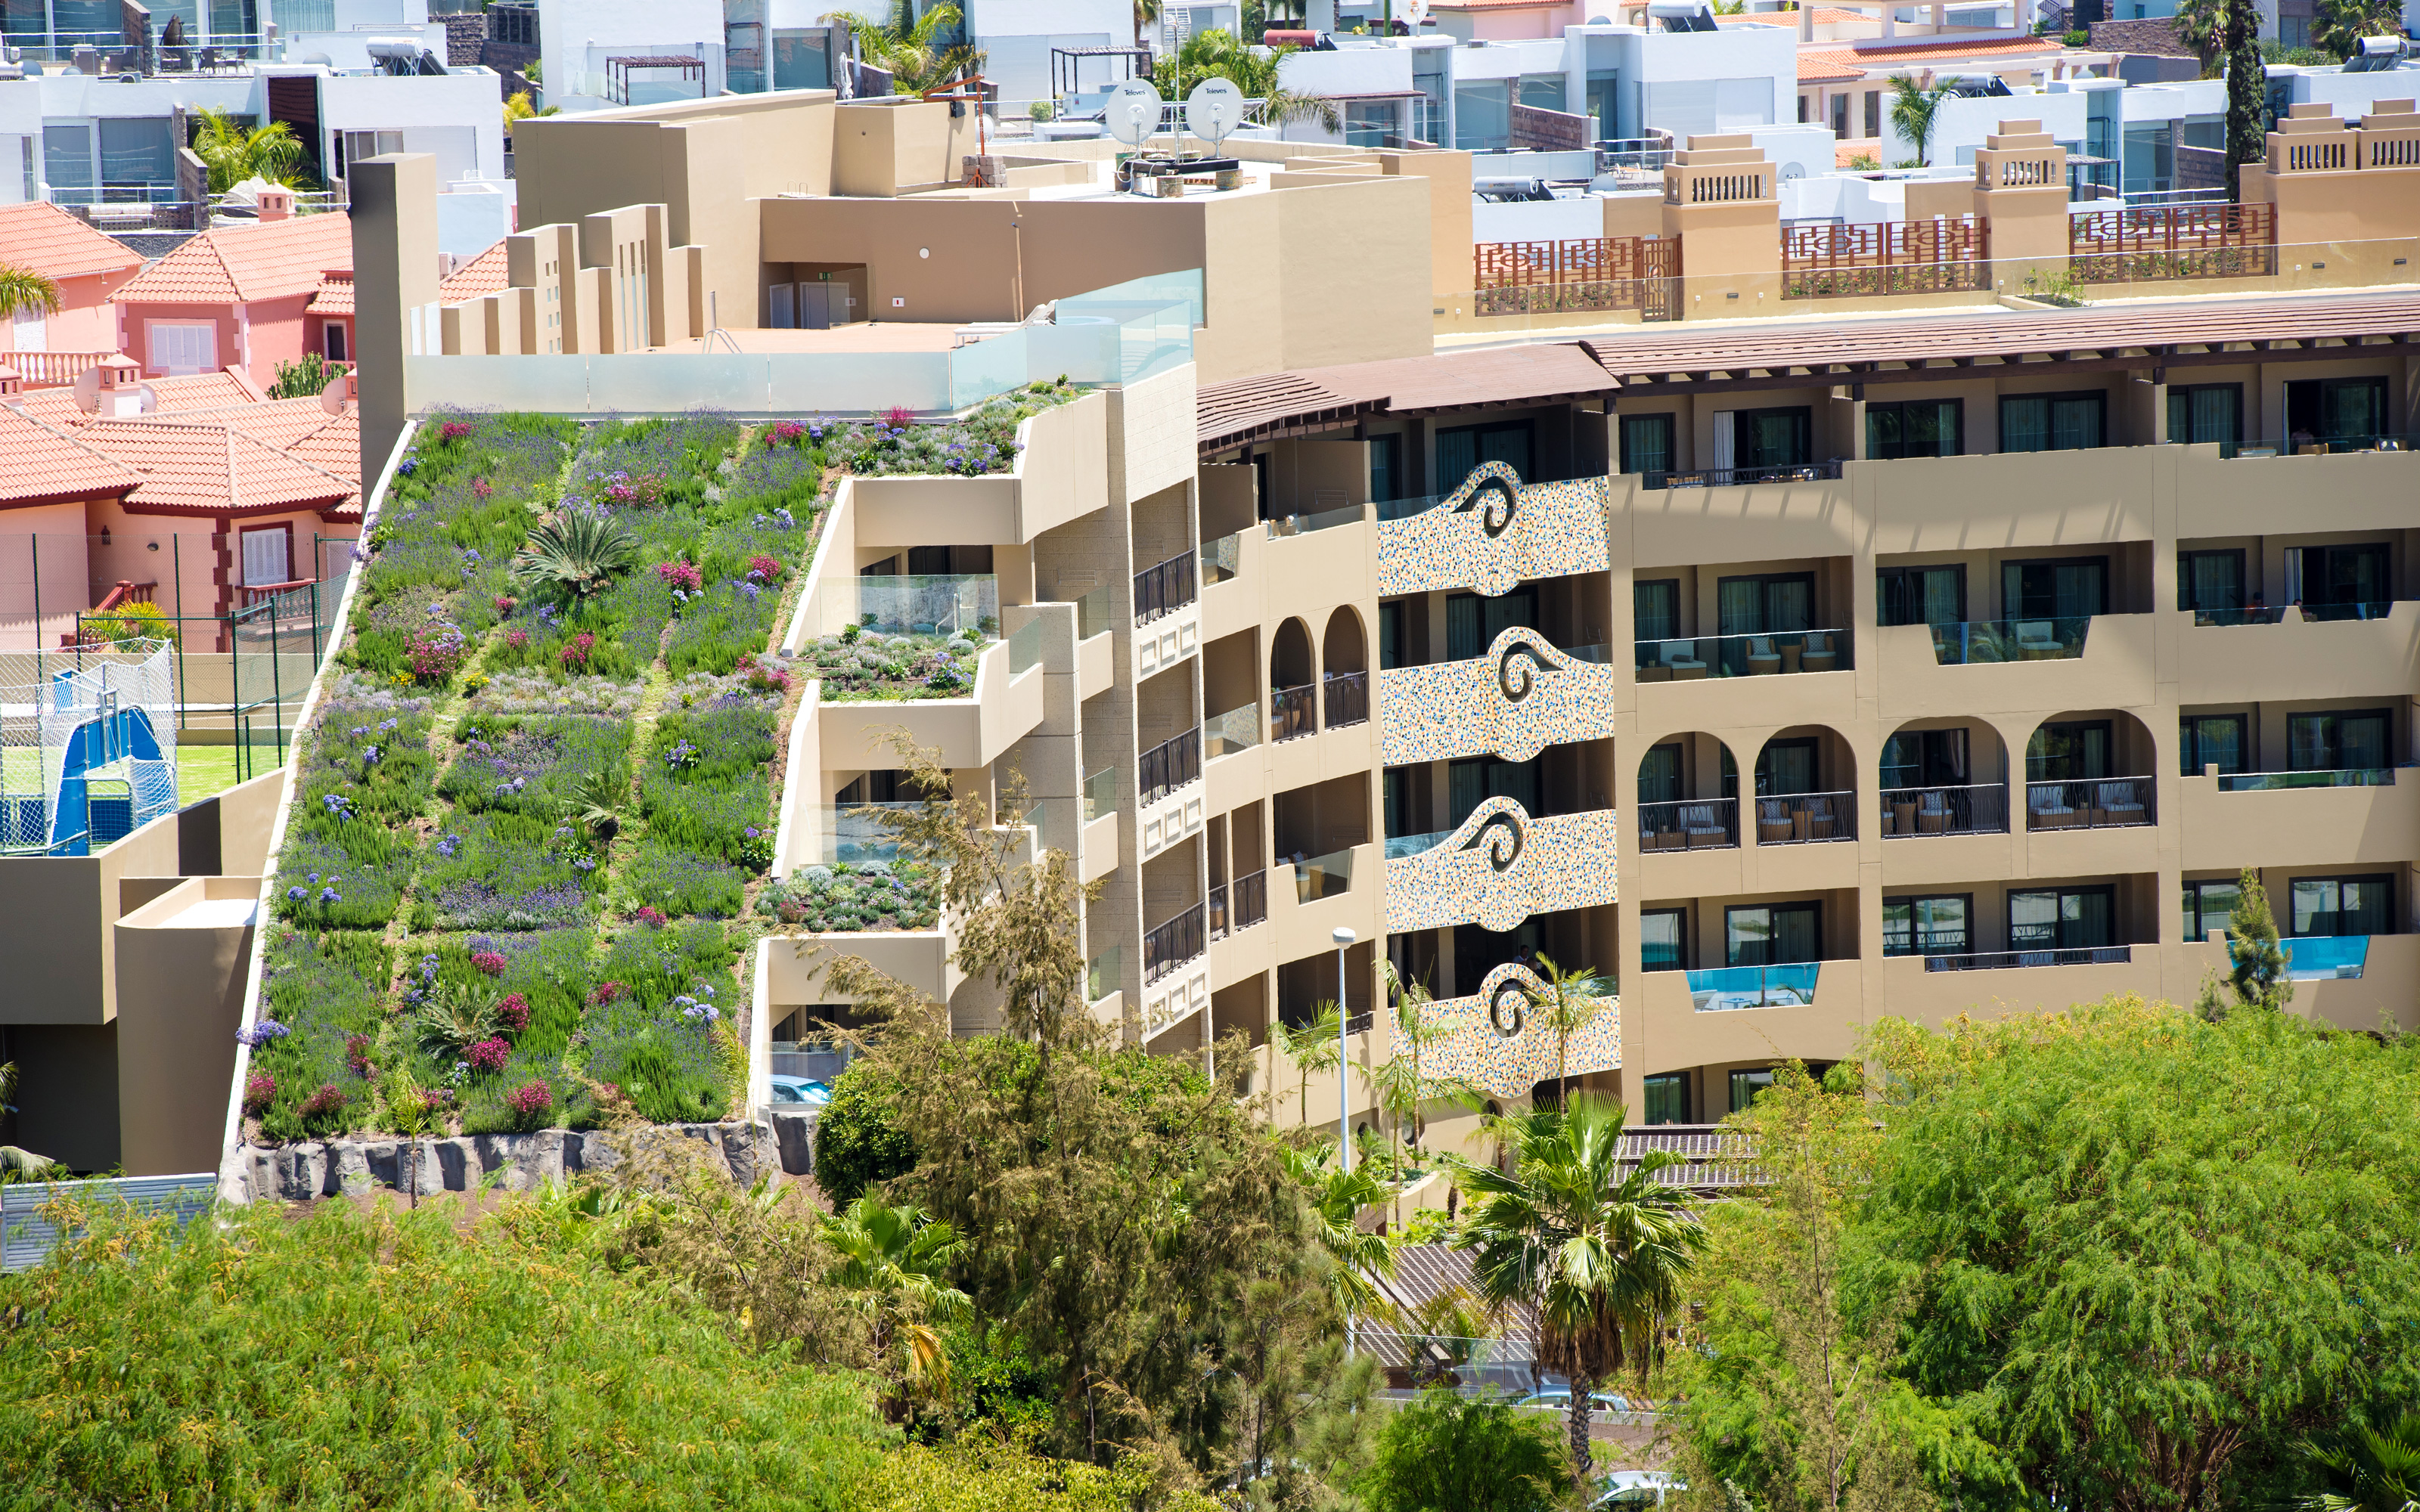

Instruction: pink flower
[464,1037,511,1074]
[507,1080,553,1120]
[493,594,517,615]
[746,554,783,583]
[438,420,473,442]
[654,560,704,593]
[588,981,625,1007]
[344,1033,374,1079]
[505,628,530,649]
[495,993,531,1032]
[881,404,917,430]
[634,905,666,928]
[471,478,494,500]
[767,420,805,448]
[243,1070,275,1114]
[559,631,596,670]
[470,950,507,977]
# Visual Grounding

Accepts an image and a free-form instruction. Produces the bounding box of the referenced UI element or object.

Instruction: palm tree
[1886,76,1955,167]
[1268,999,1343,1129]
[0,265,60,324]
[1447,1093,1703,1497]
[562,770,624,844]
[1133,0,1162,47]
[1372,963,1485,1221]
[845,2,984,95]
[510,510,638,603]
[1526,953,1612,1107]
[2171,0,2225,76]
[2313,0,2404,60]
[188,106,306,194]
[2298,1411,2420,1510]
[1153,27,1341,133]
[822,1196,973,1411]
[1280,1140,1397,1328]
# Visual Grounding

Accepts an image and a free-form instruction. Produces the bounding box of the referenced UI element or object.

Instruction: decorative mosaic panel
[1376,463,1612,599]
[1379,625,1621,766]
[1383,798,1621,934]
[1419,962,1621,1100]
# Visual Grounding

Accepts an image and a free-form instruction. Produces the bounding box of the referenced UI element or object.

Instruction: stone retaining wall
[218,1120,788,1205]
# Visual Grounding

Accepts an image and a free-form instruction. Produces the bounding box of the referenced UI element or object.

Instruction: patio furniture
[1746,636,1781,675]
[1659,639,1707,680]
[1800,631,1837,672]
[1779,641,1803,674]
[2096,780,2145,826]
[2014,621,2062,658]
[1637,663,1672,682]
[1794,796,1835,841]
[1916,789,1950,834]
[2028,786,2075,829]
[1756,798,1793,844]
[1680,803,1728,847]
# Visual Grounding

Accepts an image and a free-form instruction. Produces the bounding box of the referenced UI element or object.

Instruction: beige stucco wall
[114,876,256,1176]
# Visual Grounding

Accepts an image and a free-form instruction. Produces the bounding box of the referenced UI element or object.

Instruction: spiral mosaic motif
[1376,466,1611,600]
[1418,962,1621,1098]
[1463,810,1525,872]
[1379,624,1621,767]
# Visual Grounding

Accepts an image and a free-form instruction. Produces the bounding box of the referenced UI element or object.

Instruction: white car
[1596,1470,1686,1507]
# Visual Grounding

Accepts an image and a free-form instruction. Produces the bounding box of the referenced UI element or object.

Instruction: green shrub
[814,1063,918,1205]
[1360,1390,1566,1512]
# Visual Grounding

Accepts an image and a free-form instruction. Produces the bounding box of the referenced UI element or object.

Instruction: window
[2167,383,2241,448]
[1638,743,1683,805]
[1881,727,1969,789]
[1634,579,1678,643]
[1342,100,1401,148]
[239,525,291,588]
[2000,392,2105,453]
[1640,907,1689,972]
[1729,1067,1776,1112]
[1716,573,1813,636]
[1587,70,1619,140]
[1447,755,1541,826]
[2285,376,2389,445]
[1382,767,1412,839]
[771,29,833,90]
[1876,565,1965,627]
[2288,709,2390,772]
[1798,93,1810,125]
[42,123,93,191]
[1724,901,1821,967]
[2002,556,2106,620]
[1863,89,1879,137]
[2284,543,2391,619]
[2290,875,2393,937]
[147,321,216,376]
[1377,600,1405,671]
[1754,736,1818,796]
[2176,550,2244,618]
[1866,398,1962,460]
[98,117,174,187]
[2009,886,2115,951]
[1883,894,1972,956]
[1435,419,1532,487]
[2180,714,2248,776]
[1831,92,1848,137]
[1453,78,1511,150]
[339,129,405,182]
[1644,1072,1691,1123]
[2183,877,2240,942]
[1517,73,1565,113]
[1717,407,1812,472]
[2027,720,2111,781]
[1445,587,1534,661]
[323,322,348,362]
[1367,433,1401,504]
[1620,412,1674,478]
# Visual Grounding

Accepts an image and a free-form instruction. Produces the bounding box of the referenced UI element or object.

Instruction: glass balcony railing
[2187,601,2401,626]
[1643,459,1844,490]
[1685,962,1819,1009]
[2282,934,2371,981]
[1202,530,1243,586]
[1081,765,1117,821]
[1289,847,1354,902]
[1635,798,1737,851]
[1267,503,1364,538]
[2218,432,2420,460]
[807,801,920,865]
[1879,783,2009,836]
[1383,829,1452,859]
[1928,617,2090,665]
[1007,615,1044,672]
[2024,778,2155,830]
[1073,583,1115,640]
[2218,768,2396,792]
[820,574,999,639]
[1205,702,1259,758]
[1635,629,1848,680]
[1087,945,1122,1002]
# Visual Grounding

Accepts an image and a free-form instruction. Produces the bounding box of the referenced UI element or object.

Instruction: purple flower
[319,888,341,904]
[287,886,306,901]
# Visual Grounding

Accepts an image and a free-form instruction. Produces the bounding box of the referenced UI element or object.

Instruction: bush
[1361,1390,1566,1512]
[0,1199,890,1509]
[814,1064,919,1205]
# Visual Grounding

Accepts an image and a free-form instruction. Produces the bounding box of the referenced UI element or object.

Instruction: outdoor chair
[1658,638,1706,680]
[2014,620,2062,658]
[1755,798,1793,844]
[2096,780,2146,826]
[2028,785,2075,829]
[1746,636,1782,675]
[1680,803,1729,847]
[1916,789,1951,834]
[1799,631,1838,672]
[1795,795,1835,841]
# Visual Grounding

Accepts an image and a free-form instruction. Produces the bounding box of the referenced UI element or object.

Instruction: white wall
[0,79,39,205]
[537,0,724,111]
[323,70,508,184]
[1593,25,1795,142]
[1472,194,1604,241]
[2293,67,2420,117]
[1277,45,1416,98]
[1750,121,1838,183]
[435,181,511,260]
[280,23,441,73]
[1907,88,2090,166]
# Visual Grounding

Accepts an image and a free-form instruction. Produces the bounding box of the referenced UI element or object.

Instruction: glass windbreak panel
[2000,393,2106,454]
[1368,433,1401,504]
[1446,588,1534,661]
[1435,419,1532,485]
[2183,878,2241,941]
[1882,727,1969,789]
[2286,376,2390,443]
[1640,909,1687,972]
[2003,558,2107,621]
[1885,895,1970,956]
[2027,720,2111,781]
[98,118,174,186]
[1638,742,1682,805]
[1725,902,1820,966]
[1754,737,1817,796]
[2180,714,2247,775]
[1866,399,1962,460]
[2167,384,2242,448]
[2177,551,2244,616]
[1622,413,1675,478]
[2289,710,2390,771]
[1734,407,1812,469]
[2011,887,2114,950]
[42,125,92,191]
[1877,565,1963,627]
[1454,77,1512,149]
[771,30,832,89]
[1634,579,1678,643]
[1644,1072,1689,1123]
[1717,574,1814,636]
[1518,73,1566,112]
[1730,1068,1776,1112]
[2291,875,2394,937]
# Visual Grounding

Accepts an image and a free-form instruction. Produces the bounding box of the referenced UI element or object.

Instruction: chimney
[257,187,294,222]
[320,366,355,414]
[93,353,150,418]
[0,364,21,407]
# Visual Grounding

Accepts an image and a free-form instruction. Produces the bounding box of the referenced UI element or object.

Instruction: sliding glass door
[2009,886,2114,951]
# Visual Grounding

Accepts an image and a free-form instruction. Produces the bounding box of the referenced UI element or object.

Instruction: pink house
[0,202,144,387]
[109,195,353,390]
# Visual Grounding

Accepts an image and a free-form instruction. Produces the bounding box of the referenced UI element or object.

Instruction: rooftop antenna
[1185,76,1242,160]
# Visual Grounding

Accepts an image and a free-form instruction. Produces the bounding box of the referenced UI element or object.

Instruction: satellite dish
[1403,0,1430,26]
[1106,77,1165,149]
[1186,77,1243,153]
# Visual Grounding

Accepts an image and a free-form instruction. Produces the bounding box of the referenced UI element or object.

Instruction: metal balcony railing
[1137,727,1200,805]
[1209,869,1267,940]
[1642,458,1843,489]
[1134,548,1196,624]
[1143,903,1206,984]
[1272,683,1317,742]
[1635,798,1736,851]
[2024,778,2155,831]
[1879,782,2009,836]
[1925,945,2133,971]
[1749,791,1854,845]
[1323,670,1369,729]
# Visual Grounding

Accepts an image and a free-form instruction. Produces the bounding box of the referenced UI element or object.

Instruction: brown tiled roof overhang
[1197,345,1617,454]
[1581,291,2420,395]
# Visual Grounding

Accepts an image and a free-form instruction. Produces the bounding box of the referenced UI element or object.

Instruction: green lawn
[178,742,287,801]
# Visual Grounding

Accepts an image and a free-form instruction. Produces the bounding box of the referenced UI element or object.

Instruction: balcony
[1379,628,1620,766]
[1290,846,1356,903]
[2024,779,2154,832]
[1635,629,1848,681]
[1928,618,2089,665]
[1209,869,1268,939]
[2283,934,2371,981]
[1376,465,1611,598]
[1635,798,1737,852]
[1144,903,1207,984]
[1134,548,1196,626]
[1879,782,2008,838]
[1323,670,1368,730]
[1411,961,1619,1098]
[2177,601,2418,704]
[1139,727,1201,806]
[1748,792,1854,846]
[1383,799,1621,933]
[1272,683,1317,742]
[1682,962,1819,1011]
[2218,767,2395,792]
[1643,459,1844,490]
[1204,703,1258,758]
[1923,945,2133,971]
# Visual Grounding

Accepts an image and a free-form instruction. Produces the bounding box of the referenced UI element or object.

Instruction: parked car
[1596,1470,1685,1506]
[1512,1386,1627,1415]
[768,1075,830,1107]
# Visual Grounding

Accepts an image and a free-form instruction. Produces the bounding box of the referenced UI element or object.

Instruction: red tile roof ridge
[0,201,144,280]
[112,213,354,307]
[0,404,145,507]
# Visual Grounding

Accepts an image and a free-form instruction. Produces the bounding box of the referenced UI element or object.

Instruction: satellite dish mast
[1185,77,1243,160]
[1106,76,1165,153]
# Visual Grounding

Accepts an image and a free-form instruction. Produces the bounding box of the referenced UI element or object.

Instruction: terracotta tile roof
[112,213,354,307]
[13,369,265,429]
[79,417,357,516]
[275,410,360,485]
[1199,345,1617,452]
[307,271,355,316]
[0,201,144,281]
[1800,51,1870,82]
[1836,139,1884,165]
[1800,34,2088,79]
[0,405,143,508]
[440,241,513,305]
